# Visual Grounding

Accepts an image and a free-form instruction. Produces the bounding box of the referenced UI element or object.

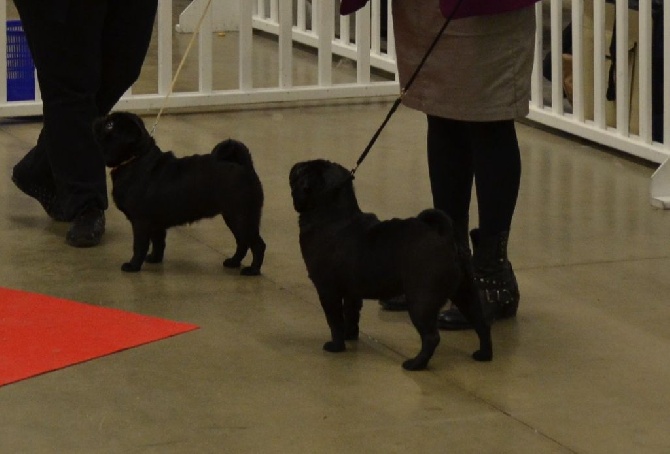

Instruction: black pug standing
[289,159,492,371]
[93,111,265,275]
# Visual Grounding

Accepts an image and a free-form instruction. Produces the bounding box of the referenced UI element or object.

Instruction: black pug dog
[289,159,492,371]
[93,111,265,275]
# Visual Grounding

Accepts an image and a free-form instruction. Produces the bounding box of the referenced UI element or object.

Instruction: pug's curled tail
[417,209,454,238]
[211,139,255,170]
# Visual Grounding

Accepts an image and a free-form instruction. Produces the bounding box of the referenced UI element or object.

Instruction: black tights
[426,115,521,236]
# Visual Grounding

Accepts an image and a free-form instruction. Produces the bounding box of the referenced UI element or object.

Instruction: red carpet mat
[0,287,199,386]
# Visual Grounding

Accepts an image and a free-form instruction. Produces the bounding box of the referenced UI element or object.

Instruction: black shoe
[11,171,70,222]
[378,295,408,311]
[437,306,474,331]
[66,207,105,247]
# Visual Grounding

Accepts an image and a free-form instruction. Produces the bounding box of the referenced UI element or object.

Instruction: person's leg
[425,116,491,330]
[470,120,521,235]
[11,130,70,221]
[380,115,474,312]
[95,0,158,115]
[426,115,474,225]
[437,119,522,329]
[469,119,522,319]
[72,0,156,247]
[13,0,108,223]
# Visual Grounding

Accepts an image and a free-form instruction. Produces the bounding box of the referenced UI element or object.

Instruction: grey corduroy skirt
[392,0,537,121]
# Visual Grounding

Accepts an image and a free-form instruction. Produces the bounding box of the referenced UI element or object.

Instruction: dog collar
[111,156,138,173]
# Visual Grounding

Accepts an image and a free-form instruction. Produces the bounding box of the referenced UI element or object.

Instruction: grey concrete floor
[2,2,670,452]
[1,102,669,453]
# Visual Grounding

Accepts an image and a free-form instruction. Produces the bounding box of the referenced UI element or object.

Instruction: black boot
[470,228,519,322]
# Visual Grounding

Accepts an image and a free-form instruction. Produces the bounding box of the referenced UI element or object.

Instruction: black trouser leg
[429,116,522,327]
[13,131,53,188]
[13,0,157,219]
[96,1,158,114]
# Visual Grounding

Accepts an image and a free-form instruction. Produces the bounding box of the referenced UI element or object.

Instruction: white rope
[149,0,214,136]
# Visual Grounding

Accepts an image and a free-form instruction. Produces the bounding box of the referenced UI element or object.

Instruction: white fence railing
[0,0,668,205]
[0,0,398,118]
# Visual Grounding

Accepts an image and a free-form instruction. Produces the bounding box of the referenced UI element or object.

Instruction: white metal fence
[0,0,669,204]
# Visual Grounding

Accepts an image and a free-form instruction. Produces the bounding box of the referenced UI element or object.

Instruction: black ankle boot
[470,228,519,322]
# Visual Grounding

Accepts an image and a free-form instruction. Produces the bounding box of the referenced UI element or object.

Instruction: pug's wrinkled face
[93,111,149,168]
[289,159,352,213]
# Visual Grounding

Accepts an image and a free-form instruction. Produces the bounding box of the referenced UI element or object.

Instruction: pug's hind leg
[403,299,441,371]
[146,229,166,263]
[122,223,151,272]
[241,234,265,276]
[471,321,493,362]
[343,296,362,341]
[318,289,346,352]
[451,289,493,361]
[222,215,246,269]
[224,242,247,269]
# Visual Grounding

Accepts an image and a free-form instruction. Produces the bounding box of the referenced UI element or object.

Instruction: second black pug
[94,111,265,275]
[289,159,492,371]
